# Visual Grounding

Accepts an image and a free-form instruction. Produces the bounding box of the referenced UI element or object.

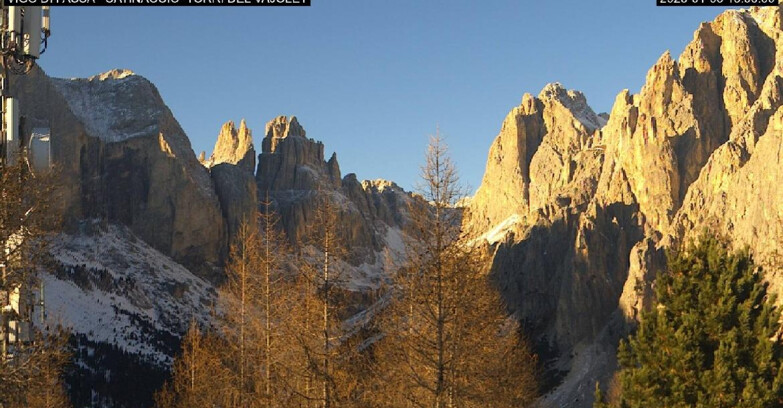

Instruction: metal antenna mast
[0,4,50,364]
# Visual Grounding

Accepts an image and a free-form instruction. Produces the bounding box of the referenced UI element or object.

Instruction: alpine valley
[14,5,783,407]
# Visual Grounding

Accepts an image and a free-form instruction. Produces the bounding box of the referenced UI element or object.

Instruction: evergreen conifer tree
[602,237,783,408]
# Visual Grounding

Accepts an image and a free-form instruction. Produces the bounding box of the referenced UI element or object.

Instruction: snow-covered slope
[476,214,522,244]
[43,222,215,366]
[42,220,407,363]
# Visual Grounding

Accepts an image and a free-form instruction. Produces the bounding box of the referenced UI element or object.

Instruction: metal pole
[0,0,8,369]
[1,3,9,363]
[0,3,50,362]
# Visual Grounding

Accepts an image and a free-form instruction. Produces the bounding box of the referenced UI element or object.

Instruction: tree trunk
[323,241,330,408]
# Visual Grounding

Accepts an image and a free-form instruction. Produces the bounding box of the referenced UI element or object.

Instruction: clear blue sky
[39,1,726,193]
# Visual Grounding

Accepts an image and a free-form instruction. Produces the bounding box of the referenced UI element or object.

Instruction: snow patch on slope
[361,179,401,194]
[477,214,521,244]
[301,226,410,293]
[43,223,215,366]
[350,226,411,291]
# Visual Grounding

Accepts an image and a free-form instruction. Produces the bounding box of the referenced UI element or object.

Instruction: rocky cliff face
[204,119,256,173]
[14,65,421,288]
[469,81,616,352]
[13,68,227,280]
[669,7,783,294]
[257,115,342,193]
[202,119,258,251]
[470,83,605,235]
[254,115,422,273]
[199,113,422,277]
[467,6,783,406]
[15,66,423,404]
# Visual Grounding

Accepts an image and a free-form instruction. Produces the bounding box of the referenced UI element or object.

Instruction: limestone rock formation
[211,163,258,251]
[618,236,665,323]
[205,119,256,173]
[13,70,425,405]
[469,93,544,234]
[255,115,342,245]
[671,80,783,292]
[467,6,783,406]
[469,83,605,236]
[255,115,421,270]
[257,115,341,194]
[201,119,259,249]
[13,68,227,280]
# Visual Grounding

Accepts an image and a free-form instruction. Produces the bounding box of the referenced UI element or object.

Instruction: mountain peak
[90,68,136,81]
[539,82,604,131]
[206,120,255,173]
[51,69,170,145]
[361,178,401,193]
[538,82,567,97]
[262,115,309,155]
[265,115,305,140]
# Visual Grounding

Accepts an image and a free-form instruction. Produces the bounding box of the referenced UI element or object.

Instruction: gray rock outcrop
[254,115,422,269]
[205,119,256,173]
[13,68,227,280]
